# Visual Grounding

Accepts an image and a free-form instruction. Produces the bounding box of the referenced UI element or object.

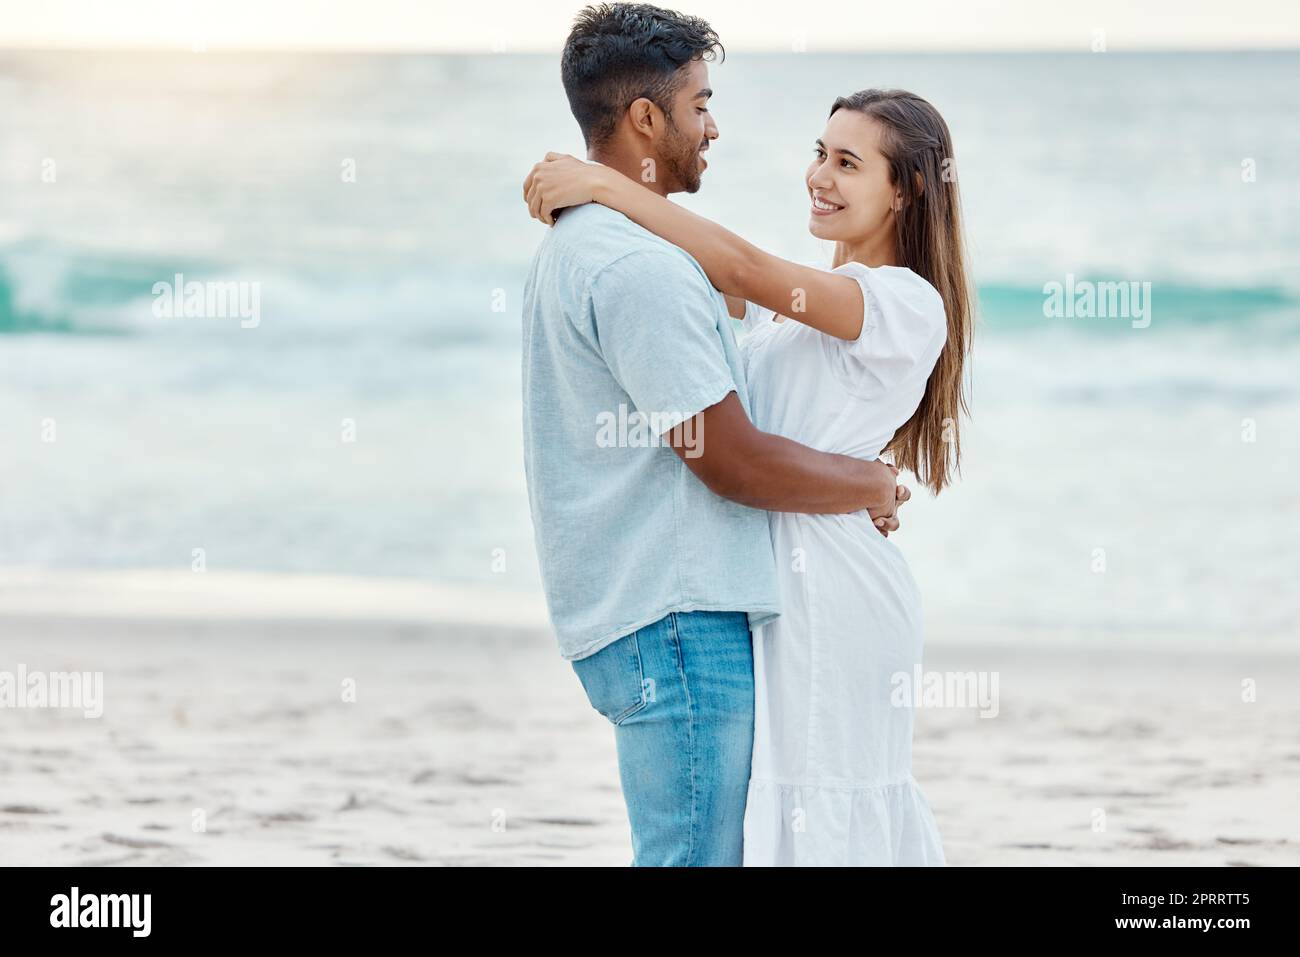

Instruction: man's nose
[704,114,719,141]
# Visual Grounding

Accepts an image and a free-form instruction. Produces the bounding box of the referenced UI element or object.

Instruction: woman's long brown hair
[830,89,974,495]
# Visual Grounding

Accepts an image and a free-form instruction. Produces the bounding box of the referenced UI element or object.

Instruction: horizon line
[1,43,1297,55]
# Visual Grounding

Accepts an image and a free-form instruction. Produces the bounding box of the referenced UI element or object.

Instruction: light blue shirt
[521,203,781,660]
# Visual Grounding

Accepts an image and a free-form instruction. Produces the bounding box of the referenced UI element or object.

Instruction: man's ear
[627,96,662,142]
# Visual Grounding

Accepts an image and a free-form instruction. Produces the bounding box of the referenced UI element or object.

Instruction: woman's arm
[523,154,865,340]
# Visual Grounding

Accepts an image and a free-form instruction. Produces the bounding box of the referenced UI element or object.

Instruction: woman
[523,88,973,866]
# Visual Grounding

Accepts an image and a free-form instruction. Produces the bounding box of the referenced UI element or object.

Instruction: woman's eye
[840,158,855,169]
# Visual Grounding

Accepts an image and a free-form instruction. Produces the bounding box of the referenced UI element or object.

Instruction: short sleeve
[589,250,738,429]
[822,263,947,400]
[739,299,774,333]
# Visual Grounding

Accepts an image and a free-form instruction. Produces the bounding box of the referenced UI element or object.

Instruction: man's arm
[665,392,906,530]
[582,251,905,531]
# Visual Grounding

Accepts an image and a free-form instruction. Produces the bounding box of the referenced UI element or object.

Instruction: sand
[1,571,1297,866]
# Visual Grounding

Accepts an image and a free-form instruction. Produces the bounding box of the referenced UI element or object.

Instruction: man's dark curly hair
[561,3,723,150]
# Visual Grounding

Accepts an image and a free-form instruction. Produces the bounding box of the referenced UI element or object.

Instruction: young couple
[520,2,973,866]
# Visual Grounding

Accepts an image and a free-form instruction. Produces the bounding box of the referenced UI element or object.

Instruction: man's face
[657,59,718,194]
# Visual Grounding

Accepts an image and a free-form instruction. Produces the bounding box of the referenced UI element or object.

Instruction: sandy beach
[1,570,1296,867]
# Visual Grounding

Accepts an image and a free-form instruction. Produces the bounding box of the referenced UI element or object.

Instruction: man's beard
[662,117,703,194]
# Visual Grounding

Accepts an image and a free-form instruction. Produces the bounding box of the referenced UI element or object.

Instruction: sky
[0,0,1296,52]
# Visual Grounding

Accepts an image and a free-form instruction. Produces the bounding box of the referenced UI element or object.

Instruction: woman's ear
[894,170,923,210]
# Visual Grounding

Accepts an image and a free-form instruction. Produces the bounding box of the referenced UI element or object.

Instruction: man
[520,2,903,866]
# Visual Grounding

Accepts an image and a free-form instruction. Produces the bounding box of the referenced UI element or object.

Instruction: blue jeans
[571,610,755,866]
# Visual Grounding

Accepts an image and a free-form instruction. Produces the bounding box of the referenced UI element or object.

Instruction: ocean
[2,49,1297,643]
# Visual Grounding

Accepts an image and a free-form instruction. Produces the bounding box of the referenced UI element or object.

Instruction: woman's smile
[811,194,844,215]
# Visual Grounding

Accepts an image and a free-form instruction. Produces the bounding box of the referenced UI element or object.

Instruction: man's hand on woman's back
[664,392,908,536]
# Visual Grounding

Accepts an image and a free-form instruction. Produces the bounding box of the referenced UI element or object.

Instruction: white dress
[739,261,948,867]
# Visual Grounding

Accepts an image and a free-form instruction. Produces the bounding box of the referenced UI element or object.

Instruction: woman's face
[805,110,899,243]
